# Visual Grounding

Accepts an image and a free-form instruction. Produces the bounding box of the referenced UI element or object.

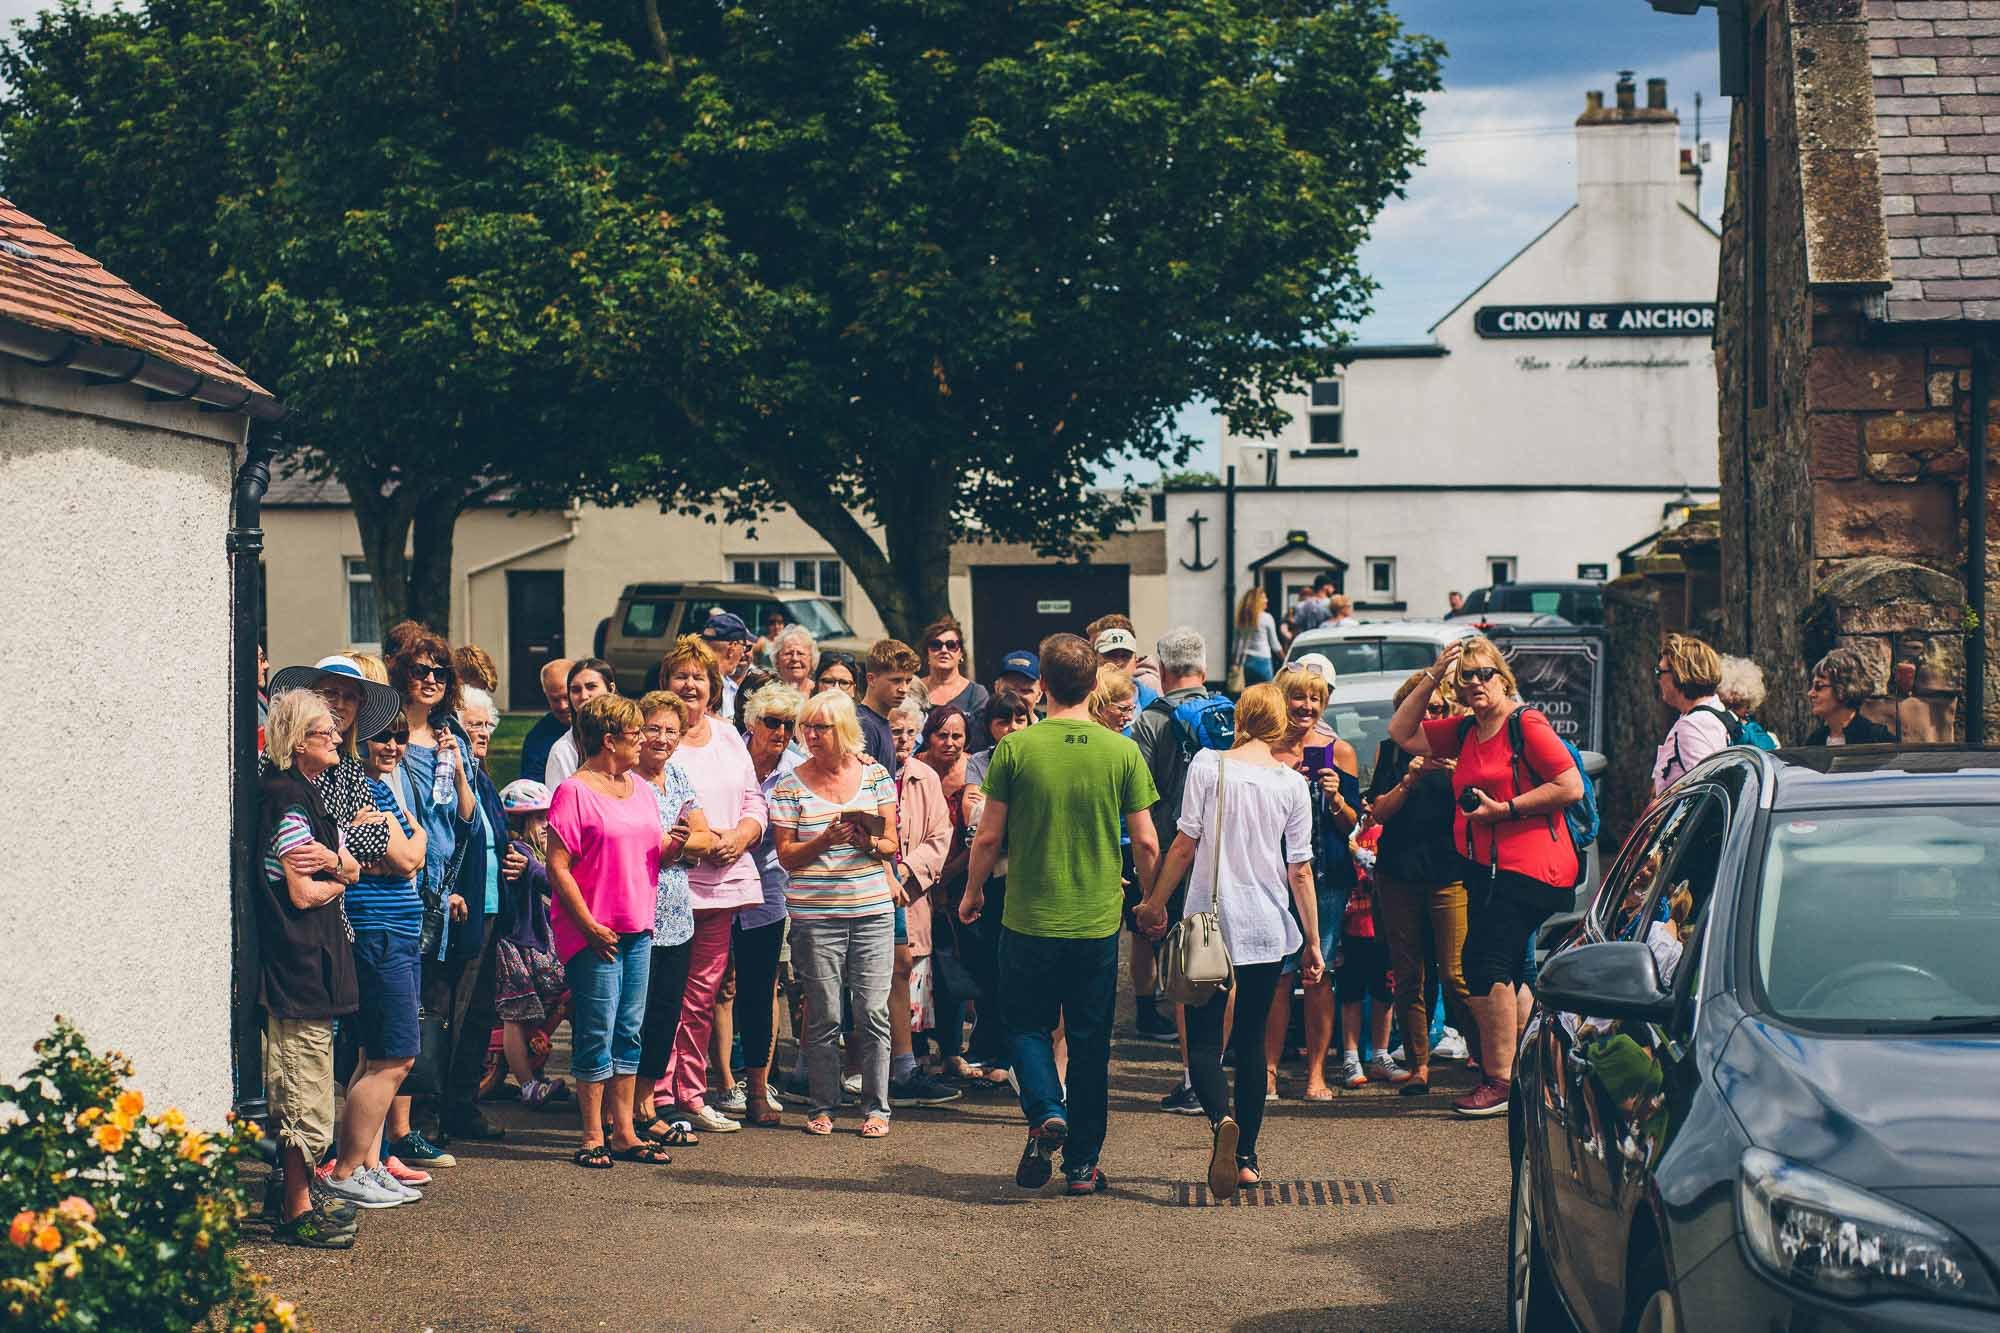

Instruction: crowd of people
[252,597,1856,1244]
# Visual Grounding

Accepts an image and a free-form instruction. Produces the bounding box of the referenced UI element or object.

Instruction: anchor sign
[1180,511,1218,572]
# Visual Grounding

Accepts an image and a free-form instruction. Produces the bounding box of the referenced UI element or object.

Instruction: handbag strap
[1203,756,1228,927]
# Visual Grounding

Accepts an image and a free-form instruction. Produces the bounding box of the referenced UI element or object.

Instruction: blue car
[1510,746,2000,1332]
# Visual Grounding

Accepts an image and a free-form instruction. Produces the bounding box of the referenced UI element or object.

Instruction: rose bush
[0,1019,300,1331]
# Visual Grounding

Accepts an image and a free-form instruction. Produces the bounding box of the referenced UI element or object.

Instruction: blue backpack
[1738,718,1779,752]
[1157,693,1236,757]
[1458,709,1599,888]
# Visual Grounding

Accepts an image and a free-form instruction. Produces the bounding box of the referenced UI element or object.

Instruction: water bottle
[431,741,456,806]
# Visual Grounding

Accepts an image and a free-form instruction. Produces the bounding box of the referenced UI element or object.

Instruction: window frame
[344,556,378,649]
[1488,556,1517,587]
[725,553,848,618]
[1307,376,1344,447]
[1365,556,1397,601]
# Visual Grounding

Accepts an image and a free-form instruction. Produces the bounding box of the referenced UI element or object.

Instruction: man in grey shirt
[1290,575,1334,634]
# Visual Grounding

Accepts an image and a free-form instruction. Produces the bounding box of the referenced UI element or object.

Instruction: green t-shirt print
[980,718,1159,939]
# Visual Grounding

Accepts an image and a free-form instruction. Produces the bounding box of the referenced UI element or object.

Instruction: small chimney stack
[1616,71,1636,111]
[1647,77,1668,110]
[1585,89,1605,114]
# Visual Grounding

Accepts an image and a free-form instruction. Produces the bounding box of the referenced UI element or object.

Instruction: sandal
[859,1116,890,1139]
[643,1119,700,1146]
[745,1107,783,1128]
[1301,1086,1335,1102]
[804,1114,834,1136]
[572,1144,613,1169]
[612,1142,673,1165]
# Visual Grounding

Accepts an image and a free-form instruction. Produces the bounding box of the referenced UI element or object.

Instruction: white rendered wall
[0,365,241,1124]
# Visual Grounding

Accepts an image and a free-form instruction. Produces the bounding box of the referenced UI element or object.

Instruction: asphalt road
[246,998,1511,1331]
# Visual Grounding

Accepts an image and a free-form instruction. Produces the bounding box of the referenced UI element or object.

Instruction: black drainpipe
[229,422,277,1119]
[1971,347,1989,745]
[1221,465,1237,686]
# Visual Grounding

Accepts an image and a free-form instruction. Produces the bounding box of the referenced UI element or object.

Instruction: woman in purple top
[545,695,673,1169]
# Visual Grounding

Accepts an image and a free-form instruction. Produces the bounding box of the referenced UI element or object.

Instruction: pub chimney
[1616,70,1636,111]
[1647,77,1667,110]
[1576,71,1682,211]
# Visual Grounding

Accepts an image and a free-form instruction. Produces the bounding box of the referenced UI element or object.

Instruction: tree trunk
[406,487,464,638]
[343,464,421,646]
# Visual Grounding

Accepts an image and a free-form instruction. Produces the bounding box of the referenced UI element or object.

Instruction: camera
[1458,786,1484,814]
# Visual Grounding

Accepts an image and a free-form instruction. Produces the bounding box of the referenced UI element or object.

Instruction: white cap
[1292,653,1338,688]
[1093,628,1140,655]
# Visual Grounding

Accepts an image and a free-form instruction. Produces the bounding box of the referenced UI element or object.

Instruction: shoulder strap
[1204,756,1227,926]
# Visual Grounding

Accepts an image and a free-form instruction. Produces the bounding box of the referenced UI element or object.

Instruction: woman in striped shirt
[771,689,901,1137]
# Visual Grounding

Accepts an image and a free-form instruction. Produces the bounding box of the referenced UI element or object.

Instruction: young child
[489,780,571,1108]
[1336,824,1408,1088]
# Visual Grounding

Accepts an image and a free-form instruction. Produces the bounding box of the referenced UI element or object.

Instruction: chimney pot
[1616,70,1636,111]
[1586,89,1604,113]
[1647,77,1668,110]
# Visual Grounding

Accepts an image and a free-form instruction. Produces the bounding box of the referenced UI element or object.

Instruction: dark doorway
[970,564,1129,686]
[1262,566,1343,619]
[506,570,565,710]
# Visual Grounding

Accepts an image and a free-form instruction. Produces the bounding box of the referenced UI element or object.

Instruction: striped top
[263,807,317,886]
[349,776,423,937]
[767,761,899,920]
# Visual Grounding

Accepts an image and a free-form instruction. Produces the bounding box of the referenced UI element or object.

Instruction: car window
[1595,798,1694,938]
[781,598,854,638]
[1755,807,2000,1028]
[1460,589,1488,614]
[1287,640,1440,677]
[1322,699,1396,788]
[622,600,673,638]
[1572,589,1604,624]
[1381,642,1438,673]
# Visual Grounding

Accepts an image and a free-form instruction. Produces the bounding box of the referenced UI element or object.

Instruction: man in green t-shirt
[961,633,1159,1195]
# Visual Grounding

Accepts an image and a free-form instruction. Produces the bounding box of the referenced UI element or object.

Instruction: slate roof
[1873,0,2000,320]
[0,196,274,403]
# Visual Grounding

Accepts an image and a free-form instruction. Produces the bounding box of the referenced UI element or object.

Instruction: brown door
[506,570,565,710]
[969,564,1129,686]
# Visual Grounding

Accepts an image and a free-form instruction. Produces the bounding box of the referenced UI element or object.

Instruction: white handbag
[1160,757,1235,1006]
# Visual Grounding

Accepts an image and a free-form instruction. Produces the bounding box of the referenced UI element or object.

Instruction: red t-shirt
[1422,709,1579,889]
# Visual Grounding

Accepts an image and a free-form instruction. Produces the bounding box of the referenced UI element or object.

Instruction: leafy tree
[590,0,1441,640]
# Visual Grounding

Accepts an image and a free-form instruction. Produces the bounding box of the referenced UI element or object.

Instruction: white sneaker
[1367,1054,1413,1085]
[689,1104,742,1134]
[715,1081,749,1115]
[1434,1027,1470,1061]
[764,1085,784,1115]
[364,1164,422,1203]
[1387,1044,1406,1062]
[320,1168,404,1209]
[1337,1052,1368,1089]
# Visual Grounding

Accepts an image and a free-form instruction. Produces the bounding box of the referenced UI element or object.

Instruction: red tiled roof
[0,196,272,400]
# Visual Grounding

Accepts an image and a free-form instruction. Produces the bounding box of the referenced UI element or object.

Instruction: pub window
[1308,377,1344,446]
[731,559,756,584]
[1366,557,1397,601]
[1488,556,1517,587]
[345,557,378,648]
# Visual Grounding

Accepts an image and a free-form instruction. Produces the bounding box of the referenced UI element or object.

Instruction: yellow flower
[8,1212,35,1247]
[52,1246,79,1279]
[74,1108,100,1127]
[91,1123,124,1153]
[114,1090,143,1118]
[54,1199,93,1226]
[272,1299,298,1329]
[158,1107,187,1132]
[177,1132,213,1163]
[110,1108,136,1134]
[193,1230,210,1253]
[32,1226,60,1254]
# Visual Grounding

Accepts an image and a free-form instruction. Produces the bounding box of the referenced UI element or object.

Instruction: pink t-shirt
[675,719,768,911]
[546,774,663,962]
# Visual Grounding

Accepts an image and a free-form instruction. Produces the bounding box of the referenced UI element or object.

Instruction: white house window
[730,555,847,617]
[1365,556,1397,602]
[1488,556,1517,587]
[345,557,378,648]
[1307,377,1343,445]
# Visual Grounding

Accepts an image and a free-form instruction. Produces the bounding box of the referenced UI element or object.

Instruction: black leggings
[963,878,1010,1068]
[1186,962,1283,1161]
[637,940,693,1084]
[732,917,786,1073]
[1462,870,1564,997]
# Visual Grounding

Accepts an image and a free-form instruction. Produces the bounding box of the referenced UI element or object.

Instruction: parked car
[597,582,867,691]
[1451,581,1604,626]
[1510,745,2000,1333]
[1284,620,1475,681]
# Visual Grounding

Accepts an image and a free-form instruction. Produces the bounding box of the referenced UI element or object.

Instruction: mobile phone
[1303,744,1330,775]
[1458,786,1484,814]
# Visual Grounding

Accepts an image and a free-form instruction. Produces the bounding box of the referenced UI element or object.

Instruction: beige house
[265,480,1169,708]
[0,198,281,1124]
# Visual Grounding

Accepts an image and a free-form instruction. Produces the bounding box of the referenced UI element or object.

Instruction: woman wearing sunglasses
[918,616,989,720]
[1365,671,1475,1098]
[738,681,807,1125]
[1386,636,1583,1120]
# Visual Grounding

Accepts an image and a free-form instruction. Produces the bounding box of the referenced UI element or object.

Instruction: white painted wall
[0,365,242,1124]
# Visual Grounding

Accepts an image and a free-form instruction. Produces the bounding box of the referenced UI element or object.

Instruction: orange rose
[92,1123,125,1153]
[33,1225,60,1253]
[177,1132,213,1163]
[8,1211,35,1247]
[114,1090,144,1119]
[110,1109,136,1134]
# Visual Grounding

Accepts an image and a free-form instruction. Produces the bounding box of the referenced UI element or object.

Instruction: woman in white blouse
[1135,683,1323,1200]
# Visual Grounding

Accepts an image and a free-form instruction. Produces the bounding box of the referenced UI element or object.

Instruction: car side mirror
[1536,941,1675,1026]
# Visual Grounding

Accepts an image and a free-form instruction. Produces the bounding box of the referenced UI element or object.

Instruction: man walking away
[1292,576,1334,635]
[859,640,919,771]
[1127,628,1215,1097]
[517,657,572,785]
[961,633,1159,1195]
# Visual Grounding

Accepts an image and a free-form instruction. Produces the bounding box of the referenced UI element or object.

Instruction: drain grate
[1173,1179,1397,1208]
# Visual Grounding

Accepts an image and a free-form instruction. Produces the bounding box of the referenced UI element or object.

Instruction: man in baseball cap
[995,649,1042,710]
[1092,628,1160,708]
[702,610,755,718]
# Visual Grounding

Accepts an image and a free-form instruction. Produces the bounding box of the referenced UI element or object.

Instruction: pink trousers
[664,908,734,1110]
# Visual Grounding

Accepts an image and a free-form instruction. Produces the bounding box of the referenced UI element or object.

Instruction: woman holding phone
[770,689,901,1138]
[1386,636,1582,1120]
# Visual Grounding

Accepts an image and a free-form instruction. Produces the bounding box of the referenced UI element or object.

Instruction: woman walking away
[1805,646,1894,745]
[1387,638,1583,1120]
[1366,672,1473,1097]
[632,691,717,1143]
[662,636,769,1134]
[492,780,571,1107]
[920,616,990,719]
[1234,589,1281,688]
[545,696,673,1168]
[771,690,902,1137]
[740,681,806,1124]
[1135,684,1321,1199]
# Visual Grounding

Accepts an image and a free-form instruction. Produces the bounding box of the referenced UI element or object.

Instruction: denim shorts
[350,929,421,1060]
[564,932,652,1083]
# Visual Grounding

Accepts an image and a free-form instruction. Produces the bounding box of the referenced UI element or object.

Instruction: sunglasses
[371,728,410,746]
[1458,666,1501,684]
[410,664,452,683]
[1424,702,1448,717]
[927,638,962,652]
[757,715,793,731]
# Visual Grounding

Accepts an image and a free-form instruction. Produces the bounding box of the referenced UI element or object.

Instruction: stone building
[1645,0,1989,751]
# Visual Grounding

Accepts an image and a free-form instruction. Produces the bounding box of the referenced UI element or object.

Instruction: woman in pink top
[661,636,769,1134]
[546,695,673,1169]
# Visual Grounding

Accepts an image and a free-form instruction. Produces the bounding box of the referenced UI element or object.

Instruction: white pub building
[1166,73,1721,645]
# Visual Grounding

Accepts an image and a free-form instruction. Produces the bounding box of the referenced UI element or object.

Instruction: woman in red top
[1388,636,1583,1119]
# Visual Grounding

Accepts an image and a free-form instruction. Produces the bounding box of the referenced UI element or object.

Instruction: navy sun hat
[702,610,754,643]
[997,650,1041,682]
[268,654,404,742]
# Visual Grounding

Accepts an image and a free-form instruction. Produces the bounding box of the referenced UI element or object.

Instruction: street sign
[1036,599,1072,615]
[1486,627,1607,755]
[1577,562,1608,581]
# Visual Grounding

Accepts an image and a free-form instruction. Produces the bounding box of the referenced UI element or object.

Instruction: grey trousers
[791,914,895,1119]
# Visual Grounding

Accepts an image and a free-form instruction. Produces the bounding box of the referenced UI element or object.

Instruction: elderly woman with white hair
[1717,654,1781,747]
[770,689,902,1137]
[770,624,819,694]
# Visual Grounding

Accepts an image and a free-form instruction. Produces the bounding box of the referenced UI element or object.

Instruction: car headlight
[1739,1148,1998,1309]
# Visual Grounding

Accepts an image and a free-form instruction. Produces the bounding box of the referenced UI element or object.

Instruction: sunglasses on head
[1458,666,1501,684]
[410,664,451,683]
[371,728,410,746]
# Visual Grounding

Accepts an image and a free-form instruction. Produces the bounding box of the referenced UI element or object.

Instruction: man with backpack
[1128,627,1234,1109]
[1651,633,1738,797]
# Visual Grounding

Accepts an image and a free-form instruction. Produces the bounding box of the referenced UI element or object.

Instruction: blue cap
[998,650,1040,682]
[702,610,753,642]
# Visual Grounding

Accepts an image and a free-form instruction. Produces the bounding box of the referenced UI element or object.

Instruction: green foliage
[1159,470,1223,490]
[0,1020,295,1332]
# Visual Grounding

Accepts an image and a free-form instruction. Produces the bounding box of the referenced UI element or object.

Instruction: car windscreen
[683,596,853,640]
[1322,699,1396,788]
[1288,640,1438,678]
[1755,807,2000,1030]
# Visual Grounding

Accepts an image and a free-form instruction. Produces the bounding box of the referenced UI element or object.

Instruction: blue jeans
[564,932,651,1083]
[1244,655,1275,685]
[999,927,1118,1173]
